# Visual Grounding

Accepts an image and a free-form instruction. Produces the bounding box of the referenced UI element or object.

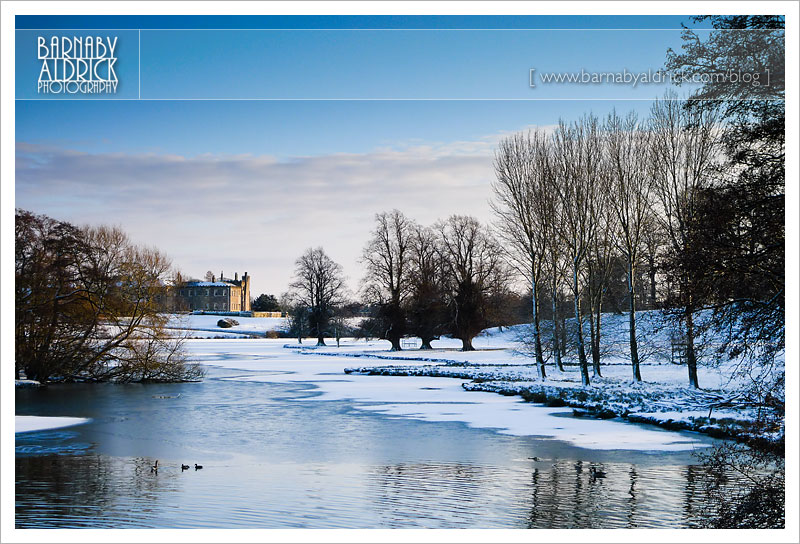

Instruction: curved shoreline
[344,364,774,447]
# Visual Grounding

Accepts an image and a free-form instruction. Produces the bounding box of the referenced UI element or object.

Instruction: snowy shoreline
[175,310,781,449]
[343,363,770,445]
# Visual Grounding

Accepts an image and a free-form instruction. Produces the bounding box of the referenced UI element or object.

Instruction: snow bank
[16,416,90,434]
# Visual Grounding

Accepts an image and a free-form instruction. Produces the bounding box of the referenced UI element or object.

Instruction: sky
[15,15,712,296]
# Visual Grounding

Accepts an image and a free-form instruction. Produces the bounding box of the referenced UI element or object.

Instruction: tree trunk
[685,305,699,388]
[461,337,475,351]
[573,261,590,386]
[628,259,642,381]
[595,302,603,376]
[531,268,546,378]
[648,254,657,309]
[316,337,326,346]
[551,279,563,371]
[420,338,433,350]
[590,301,602,377]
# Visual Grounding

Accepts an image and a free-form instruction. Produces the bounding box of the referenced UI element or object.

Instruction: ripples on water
[16,453,718,528]
[16,368,725,529]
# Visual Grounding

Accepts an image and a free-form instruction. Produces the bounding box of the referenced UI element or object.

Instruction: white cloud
[16,142,498,296]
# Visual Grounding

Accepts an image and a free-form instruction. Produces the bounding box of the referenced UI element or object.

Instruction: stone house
[178,271,251,313]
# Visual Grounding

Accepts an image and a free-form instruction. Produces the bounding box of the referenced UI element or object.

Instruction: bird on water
[589,466,607,478]
[181,464,190,471]
[151,460,159,473]
[195,464,203,470]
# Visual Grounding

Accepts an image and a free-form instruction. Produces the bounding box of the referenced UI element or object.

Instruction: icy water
[16,348,721,529]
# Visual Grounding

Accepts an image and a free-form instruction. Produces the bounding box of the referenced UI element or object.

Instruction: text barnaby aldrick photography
[37,35,119,94]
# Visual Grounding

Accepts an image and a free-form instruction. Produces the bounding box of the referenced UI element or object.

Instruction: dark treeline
[282,214,528,351]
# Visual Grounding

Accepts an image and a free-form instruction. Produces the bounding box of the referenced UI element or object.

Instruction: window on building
[205,289,210,296]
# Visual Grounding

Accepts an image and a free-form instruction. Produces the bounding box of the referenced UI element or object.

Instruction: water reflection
[17,452,726,528]
[16,366,728,529]
[16,455,182,528]
[524,459,715,528]
[362,459,720,529]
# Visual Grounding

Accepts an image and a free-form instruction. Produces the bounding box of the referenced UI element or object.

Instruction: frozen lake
[16,339,722,529]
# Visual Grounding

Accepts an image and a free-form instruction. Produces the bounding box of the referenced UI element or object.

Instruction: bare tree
[204,270,215,282]
[546,253,569,372]
[290,247,347,346]
[641,210,666,309]
[650,95,720,388]
[15,210,201,383]
[605,110,653,381]
[539,168,569,372]
[437,215,507,351]
[551,116,604,385]
[585,160,616,379]
[279,290,307,343]
[491,130,550,377]
[407,223,448,350]
[361,210,412,350]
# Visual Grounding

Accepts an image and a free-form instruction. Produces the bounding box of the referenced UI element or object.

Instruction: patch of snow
[167,314,288,334]
[15,416,90,434]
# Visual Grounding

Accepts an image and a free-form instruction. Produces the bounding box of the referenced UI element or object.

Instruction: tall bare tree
[437,215,507,351]
[605,111,653,381]
[585,161,616,379]
[361,210,412,351]
[290,247,347,346]
[491,130,551,377]
[551,116,604,385]
[538,165,568,372]
[650,95,720,388]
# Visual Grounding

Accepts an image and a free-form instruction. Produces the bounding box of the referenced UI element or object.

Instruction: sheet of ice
[359,403,703,451]
[231,373,706,451]
[16,416,90,434]
[190,339,709,452]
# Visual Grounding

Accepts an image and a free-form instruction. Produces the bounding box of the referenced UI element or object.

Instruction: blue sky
[15,15,709,295]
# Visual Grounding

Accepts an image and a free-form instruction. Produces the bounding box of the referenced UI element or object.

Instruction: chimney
[212,274,215,282]
[220,271,224,282]
[235,272,238,282]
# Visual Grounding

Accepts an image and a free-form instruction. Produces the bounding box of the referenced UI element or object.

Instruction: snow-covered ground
[164,309,781,449]
[185,338,716,452]
[166,314,288,337]
[15,416,90,434]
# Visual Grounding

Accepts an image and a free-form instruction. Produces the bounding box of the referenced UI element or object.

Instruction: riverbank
[343,360,775,445]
